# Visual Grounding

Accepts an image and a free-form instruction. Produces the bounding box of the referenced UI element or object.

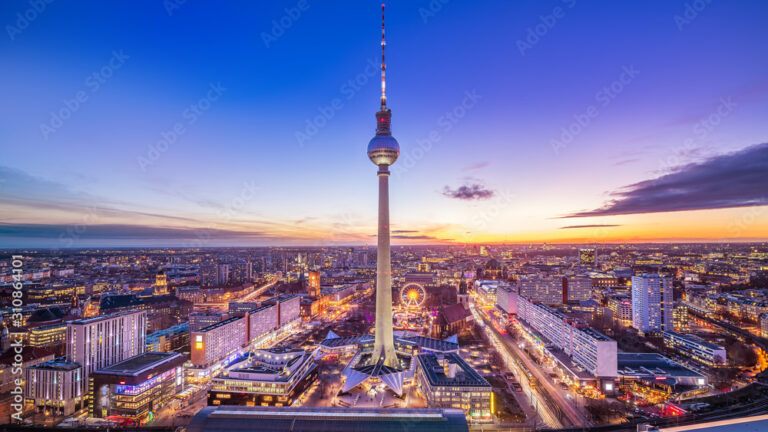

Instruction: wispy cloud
[442,183,495,200]
[564,143,768,217]
[560,224,620,229]
[461,161,490,171]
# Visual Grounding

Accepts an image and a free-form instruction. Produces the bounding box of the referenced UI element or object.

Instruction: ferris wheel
[400,283,426,308]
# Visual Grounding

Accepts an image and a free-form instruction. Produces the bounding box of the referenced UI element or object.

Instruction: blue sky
[1,0,767,247]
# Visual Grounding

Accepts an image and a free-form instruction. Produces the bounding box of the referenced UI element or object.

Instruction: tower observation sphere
[367,133,399,166]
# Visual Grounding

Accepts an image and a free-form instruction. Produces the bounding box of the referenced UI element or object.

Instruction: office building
[208,348,318,407]
[673,304,689,332]
[415,352,492,422]
[28,323,67,348]
[631,274,673,334]
[24,358,83,416]
[608,296,633,327]
[663,331,727,366]
[89,352,185,421]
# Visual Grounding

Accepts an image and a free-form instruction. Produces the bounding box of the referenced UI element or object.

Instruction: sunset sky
[1,0,767,247]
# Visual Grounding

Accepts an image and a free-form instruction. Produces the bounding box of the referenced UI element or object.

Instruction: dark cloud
[392,230,419,234]
[564,143,768,217]
[392,234,438,240]
[560,224,620,229]
[442,183,494,200]
[0,223,268,248]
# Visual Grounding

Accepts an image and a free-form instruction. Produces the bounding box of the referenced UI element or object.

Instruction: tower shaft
[371,164,398,368]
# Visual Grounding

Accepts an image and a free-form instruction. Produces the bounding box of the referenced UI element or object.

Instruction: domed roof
[367,135,400,166]
[485,259,501,270]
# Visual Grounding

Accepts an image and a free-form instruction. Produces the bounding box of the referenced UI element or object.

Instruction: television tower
[367,3,400,368]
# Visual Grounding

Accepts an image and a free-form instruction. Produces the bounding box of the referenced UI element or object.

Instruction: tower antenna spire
[380,3,387,109]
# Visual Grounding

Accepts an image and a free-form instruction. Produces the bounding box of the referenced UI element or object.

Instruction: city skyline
[2,0,768,248]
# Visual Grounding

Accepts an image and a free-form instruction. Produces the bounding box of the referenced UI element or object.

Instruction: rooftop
[188,406,469,432]
[96,352,183,376]
[617,353,705,378]
[417,352,490,388]
[196,316,243,333]
[27,357,80,372]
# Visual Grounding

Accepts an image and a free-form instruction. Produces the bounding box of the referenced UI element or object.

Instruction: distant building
[415,352,492,422]
[564,276,592,302]
[517,277,562,305]
[307,271,321,297]
[579,248,596,266]
[208,348,317,407]
[673,304,689,332]
[760,313,768,338]
[154,272,169,295]
[631,274,673,334]
[405,271,439,287]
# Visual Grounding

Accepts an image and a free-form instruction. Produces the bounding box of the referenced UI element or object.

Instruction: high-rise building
[67,310,147,383]
[367,3,400,369]
[631,274,673,334]
[230,261,253,284]
[200,262,218,287]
